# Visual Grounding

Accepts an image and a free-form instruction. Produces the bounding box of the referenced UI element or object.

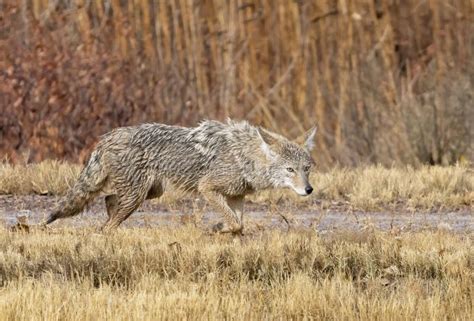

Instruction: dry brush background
[1,0,473,167]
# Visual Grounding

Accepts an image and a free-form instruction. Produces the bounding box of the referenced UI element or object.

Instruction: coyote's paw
[211,222,243,236]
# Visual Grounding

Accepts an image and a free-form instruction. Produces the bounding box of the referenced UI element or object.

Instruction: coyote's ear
[257,128,277,160]
[297,126,317,151]
[257,127,280,145]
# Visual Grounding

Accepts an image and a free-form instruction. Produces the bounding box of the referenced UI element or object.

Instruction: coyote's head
[257,126,317,196]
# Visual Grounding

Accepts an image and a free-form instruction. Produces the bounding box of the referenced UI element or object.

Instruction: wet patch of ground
[0,195,472,233]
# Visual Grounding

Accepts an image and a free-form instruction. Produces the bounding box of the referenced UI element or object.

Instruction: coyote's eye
[286,167,295,173]
[303,165,311,172]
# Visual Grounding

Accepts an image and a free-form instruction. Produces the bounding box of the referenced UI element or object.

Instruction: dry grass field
[0,162,472,320]
[0,227,472,321]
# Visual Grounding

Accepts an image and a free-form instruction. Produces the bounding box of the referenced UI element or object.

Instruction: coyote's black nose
[305,186,313,195]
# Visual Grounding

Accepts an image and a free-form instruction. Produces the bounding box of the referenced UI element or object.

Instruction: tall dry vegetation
[1,0,473,167]
[0,227,472,320]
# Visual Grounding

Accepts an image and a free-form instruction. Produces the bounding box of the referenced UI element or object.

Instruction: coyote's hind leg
[101,180,163,231]
[102,194,119,229]
[101,190,148,232]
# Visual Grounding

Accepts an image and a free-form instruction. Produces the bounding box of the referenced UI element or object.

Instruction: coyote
[44,119,317,233]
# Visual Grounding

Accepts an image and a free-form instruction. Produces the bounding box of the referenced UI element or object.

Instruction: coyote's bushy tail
[45,150,108,225]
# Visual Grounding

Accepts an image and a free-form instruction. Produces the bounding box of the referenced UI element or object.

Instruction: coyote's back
[45,119,317,233]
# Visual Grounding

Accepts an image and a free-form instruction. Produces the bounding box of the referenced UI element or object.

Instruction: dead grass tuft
[0,160,81,195]
[315,165,474,210]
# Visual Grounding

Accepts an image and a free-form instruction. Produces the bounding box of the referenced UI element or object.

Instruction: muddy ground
[0,195,472,233]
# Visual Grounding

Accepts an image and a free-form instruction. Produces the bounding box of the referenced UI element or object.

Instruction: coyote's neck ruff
[45,119,317,233]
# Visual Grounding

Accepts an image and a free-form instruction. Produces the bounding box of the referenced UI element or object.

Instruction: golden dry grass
[0,226,472,320]
[0,160,81,195]
[2,160,472,210]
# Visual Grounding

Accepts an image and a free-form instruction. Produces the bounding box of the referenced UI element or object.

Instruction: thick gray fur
[45,119,317,233]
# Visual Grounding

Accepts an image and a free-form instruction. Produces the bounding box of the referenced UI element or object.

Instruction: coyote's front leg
[224,195,244,232]
[199,189,244,234]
